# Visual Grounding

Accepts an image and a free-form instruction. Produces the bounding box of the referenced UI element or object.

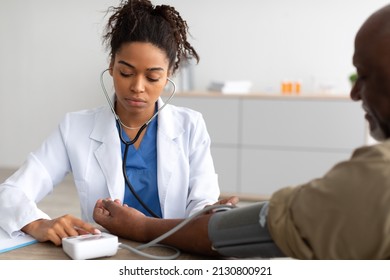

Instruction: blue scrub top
[118,114,162,217]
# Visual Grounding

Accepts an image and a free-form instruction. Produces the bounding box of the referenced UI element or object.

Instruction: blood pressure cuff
[208,201,285,258]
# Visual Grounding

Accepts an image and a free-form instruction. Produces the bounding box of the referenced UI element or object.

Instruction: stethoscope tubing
[121,126,161,218]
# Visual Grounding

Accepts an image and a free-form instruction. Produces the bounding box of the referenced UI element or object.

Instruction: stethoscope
[100,69,176,218]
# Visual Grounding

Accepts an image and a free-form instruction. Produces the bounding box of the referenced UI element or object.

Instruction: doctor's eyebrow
[118,60,165,72]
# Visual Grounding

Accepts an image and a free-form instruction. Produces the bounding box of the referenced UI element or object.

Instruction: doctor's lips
[125,97,147,106]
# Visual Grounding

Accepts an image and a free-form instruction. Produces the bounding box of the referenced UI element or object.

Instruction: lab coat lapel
[156,99,184,208]
[90,106,124,200]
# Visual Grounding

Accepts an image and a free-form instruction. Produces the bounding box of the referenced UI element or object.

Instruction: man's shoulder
[352,140,390,160]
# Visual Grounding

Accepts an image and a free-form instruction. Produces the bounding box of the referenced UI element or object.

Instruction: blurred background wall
[0,0,388,168]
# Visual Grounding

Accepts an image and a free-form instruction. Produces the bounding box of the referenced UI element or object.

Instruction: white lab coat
[0,98,219,237]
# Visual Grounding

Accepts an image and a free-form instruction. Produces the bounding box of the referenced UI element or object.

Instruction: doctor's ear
[108,60,114,76]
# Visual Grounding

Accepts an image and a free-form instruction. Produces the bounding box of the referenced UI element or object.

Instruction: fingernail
[94,229,101,234]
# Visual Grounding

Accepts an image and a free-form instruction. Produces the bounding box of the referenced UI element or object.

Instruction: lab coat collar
[157,97,185,139]
[90,97,185,142]
[90,105,117,143]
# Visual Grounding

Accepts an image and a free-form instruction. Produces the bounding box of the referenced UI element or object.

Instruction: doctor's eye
[120,71,133,78]
[147,76,160,82]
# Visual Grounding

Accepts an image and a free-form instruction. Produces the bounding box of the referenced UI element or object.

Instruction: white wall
[0,0,388,168]
[0,0,116,167]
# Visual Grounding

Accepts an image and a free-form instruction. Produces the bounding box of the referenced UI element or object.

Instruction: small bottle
[294,81,301,95]
[286,81,292,94]
[281,80,292,95]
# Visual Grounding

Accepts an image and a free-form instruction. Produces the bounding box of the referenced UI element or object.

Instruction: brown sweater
[268,141,390,259]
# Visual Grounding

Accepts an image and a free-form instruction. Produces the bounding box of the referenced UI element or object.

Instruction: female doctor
[0,0,225,245]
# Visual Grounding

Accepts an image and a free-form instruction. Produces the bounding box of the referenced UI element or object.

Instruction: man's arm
[93,199,217,256]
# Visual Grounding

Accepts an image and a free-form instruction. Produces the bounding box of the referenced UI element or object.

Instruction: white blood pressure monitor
[62,232,118,260]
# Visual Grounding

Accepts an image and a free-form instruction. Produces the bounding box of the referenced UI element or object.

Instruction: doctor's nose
[130,76,145,93]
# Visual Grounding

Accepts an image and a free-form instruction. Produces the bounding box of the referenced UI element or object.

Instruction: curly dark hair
[103,0,199,74]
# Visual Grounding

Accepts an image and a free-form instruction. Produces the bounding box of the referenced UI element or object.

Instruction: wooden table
[0,237,211,260]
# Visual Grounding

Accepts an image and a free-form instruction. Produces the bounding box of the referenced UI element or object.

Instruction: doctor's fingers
[217,196,240,206]
[33,218,74,246]
[22,219,63,246]
[73,223,101,236]
[47,215,98,244]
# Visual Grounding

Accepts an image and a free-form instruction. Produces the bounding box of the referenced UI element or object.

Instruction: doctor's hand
[205,196,240,213]
[93,198,148,242]
[214,196,239,206]
[21,215,101,246]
